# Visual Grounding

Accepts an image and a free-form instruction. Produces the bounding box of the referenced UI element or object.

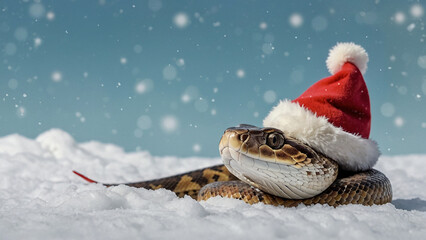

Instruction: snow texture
[0,129,425,240]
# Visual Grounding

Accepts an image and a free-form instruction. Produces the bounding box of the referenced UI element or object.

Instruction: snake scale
[74,125,392,207]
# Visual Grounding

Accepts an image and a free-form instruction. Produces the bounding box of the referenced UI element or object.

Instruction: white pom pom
[326,42,369,75]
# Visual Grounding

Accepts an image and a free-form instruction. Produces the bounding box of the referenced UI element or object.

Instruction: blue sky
[1,0,425,157]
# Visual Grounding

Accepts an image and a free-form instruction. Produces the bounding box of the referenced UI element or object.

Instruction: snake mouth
[220,145,318,199]
[219,125,311,167]
[218,125,338,199]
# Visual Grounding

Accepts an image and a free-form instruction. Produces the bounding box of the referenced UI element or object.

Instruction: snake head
[219,124,338,199]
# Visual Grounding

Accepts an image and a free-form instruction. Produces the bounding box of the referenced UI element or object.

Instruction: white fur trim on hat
[326,42,369,75]
[263,100,380,171]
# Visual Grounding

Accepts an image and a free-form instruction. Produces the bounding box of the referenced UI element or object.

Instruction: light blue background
[1,0,425,157]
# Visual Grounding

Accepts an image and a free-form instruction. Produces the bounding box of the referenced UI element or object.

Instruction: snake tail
[73,165,238,199]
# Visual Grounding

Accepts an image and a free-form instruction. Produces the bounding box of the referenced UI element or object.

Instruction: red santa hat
[263,42,379,171]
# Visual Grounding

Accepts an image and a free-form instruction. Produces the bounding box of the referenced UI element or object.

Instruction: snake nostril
[240,133,249,142]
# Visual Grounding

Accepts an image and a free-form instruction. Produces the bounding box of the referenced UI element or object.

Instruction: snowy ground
[0,129,425,240]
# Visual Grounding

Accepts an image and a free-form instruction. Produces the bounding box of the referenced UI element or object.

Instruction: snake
[73,124,392,207]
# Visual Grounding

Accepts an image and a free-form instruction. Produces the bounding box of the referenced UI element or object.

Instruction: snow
[418,55,426,69]
[162,65,177,80]
[4,42,17,56]
[380,102,395,117]
[134,79,154,94]
[173,12,190,29]
[393,12,406,24]
[289,13,304,28]
[137,115,152,130]
[311,16,328,32]
[236,69,245,78]
[28,3,45,19]
[410,4,424,18]
[46,11,55,21]
[161,115,179,133]
[394,116,405,127]
[263,90,277,104]
[34,37,42,47]
[51,71,62,82]
[0,129,426,240]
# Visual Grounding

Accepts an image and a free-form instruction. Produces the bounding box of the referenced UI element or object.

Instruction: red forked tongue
[72,170,98,183]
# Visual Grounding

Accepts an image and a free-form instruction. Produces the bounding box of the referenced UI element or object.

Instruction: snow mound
[0,129,425,240]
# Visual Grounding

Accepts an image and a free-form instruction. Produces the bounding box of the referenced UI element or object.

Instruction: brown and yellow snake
[74,125,392,207]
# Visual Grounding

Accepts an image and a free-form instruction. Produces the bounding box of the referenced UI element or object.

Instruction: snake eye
[266,133,285,149]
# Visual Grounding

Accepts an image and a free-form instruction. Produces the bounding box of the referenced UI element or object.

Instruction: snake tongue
[72,170,98,183]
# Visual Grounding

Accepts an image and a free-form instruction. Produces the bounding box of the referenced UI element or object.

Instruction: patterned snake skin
[74,125,392,207]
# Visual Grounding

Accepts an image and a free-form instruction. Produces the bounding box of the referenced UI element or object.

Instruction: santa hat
[263,42,379,171]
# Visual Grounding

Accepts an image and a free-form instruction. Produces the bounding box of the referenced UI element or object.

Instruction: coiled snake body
[74,125,392,207]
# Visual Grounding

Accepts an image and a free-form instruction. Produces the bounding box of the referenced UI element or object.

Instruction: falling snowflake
[46,11,55,20]
[14,27,28,42]
[259,22,268,30]
[418,55,426,69]
[236,69,245,78]
[5,43,17,56]
[263,90,277,104]
[194,98,208,112]
[397,86,408,95]
[394,116,404,127]
[133,45,143,54]
[161,115,179,133]
[137,115,152,130]
[163,65,177,80]
[34,38,42,47]
[51,71,62,82]
[135,79,154,94]
[8,79,18,89]
[393,12,405,24]
[176,58,185,67]
[407,23,415,32]
[29,3,45,18]
[192,144,201,153]
[173,13,190,28]
[181,94,191,103]
[262,43,274,55]
[410,4,424,18]
[148,0,162,12]
[289,13,303,28]
[380,103,395,117]
[311,16,328,31]
[16,106,26,118]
